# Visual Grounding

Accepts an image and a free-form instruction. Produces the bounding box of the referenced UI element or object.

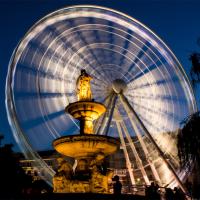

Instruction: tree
[0,137,33,198]
[178,39,200,167]
[178,112,200,167]
[190,53,200,87]
[177,41,200,198]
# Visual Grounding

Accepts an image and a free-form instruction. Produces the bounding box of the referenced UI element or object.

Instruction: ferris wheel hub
[112,79,127,94]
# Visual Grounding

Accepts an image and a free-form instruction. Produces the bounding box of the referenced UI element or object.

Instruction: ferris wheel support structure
[116,120,136,185]
[116,104,162,185]
[96,87,187,193]
[104,94,118,136]
[119,92,187,193]
[96,93,115,135]
[93,94,111,133]
[117,109,161,185]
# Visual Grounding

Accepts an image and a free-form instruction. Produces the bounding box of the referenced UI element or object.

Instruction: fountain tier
[53,135,120,158]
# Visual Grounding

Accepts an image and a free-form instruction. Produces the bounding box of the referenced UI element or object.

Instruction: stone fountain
[53,69,120,193]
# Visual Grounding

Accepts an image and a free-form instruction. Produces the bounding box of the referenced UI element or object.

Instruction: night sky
[0,0,200,151]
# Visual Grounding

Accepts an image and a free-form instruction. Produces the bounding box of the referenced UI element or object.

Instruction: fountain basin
[65,102,106,134]
[66,102,106,120]
[53,135,120,158]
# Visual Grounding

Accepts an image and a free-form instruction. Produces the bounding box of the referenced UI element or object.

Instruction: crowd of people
[145,182,186,200]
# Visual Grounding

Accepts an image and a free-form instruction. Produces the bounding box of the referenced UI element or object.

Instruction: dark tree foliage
[179,41,200,167]
[190,53,200,87]
[178,112,200,168]
[0,141,33,198]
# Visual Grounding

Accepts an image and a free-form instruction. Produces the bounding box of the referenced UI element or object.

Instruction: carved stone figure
[90,153,113,193]
[74,159,90,181]
[53,175,70,193]
[70,181,90,193]
[53,157,73,193]
[53,155,113,193]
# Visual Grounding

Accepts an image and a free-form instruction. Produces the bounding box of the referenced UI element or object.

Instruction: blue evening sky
[0,0,200,151]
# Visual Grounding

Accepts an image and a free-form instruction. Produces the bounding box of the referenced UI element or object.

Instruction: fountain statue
[76,69,93,101]
[53,69,120,193]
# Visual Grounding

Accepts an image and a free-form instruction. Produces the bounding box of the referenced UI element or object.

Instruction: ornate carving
[53,154,113,193]
[90,153,113,193]
[53,158,72,193]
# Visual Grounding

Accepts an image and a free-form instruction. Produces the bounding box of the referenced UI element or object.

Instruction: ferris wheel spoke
[97,66,112,82]
[127,61,163,85]
[126,93,182,106]
[28,41,66,69]
[60,32,114,80]
[79,48,116,82]
[22,109,64,129]
[17,63,68,84]
[128,76,171,91]
[123,41,151,78]
[126,57,168,89]
[125,96,179,122]
[15,92,67,100]
[88,61,113,84]
[89,66,110,86]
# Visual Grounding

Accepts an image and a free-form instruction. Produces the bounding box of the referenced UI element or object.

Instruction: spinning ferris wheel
[6,5,196,191]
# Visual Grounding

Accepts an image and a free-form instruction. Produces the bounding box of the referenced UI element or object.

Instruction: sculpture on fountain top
[76,69,93,101]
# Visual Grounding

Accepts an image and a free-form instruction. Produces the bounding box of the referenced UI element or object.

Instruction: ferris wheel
[6,5,196,190]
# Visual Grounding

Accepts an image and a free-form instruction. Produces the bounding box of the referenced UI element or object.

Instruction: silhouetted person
[113,175,122,195]
[145,182,160,200]
[165,188,175,200]
[31,179,52,196]
[0,134,4,146]
[154,183,160,200]
[145,185,150,199]
[193,180,200,199]
[185,180,192,197]
[174,187,185,200]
